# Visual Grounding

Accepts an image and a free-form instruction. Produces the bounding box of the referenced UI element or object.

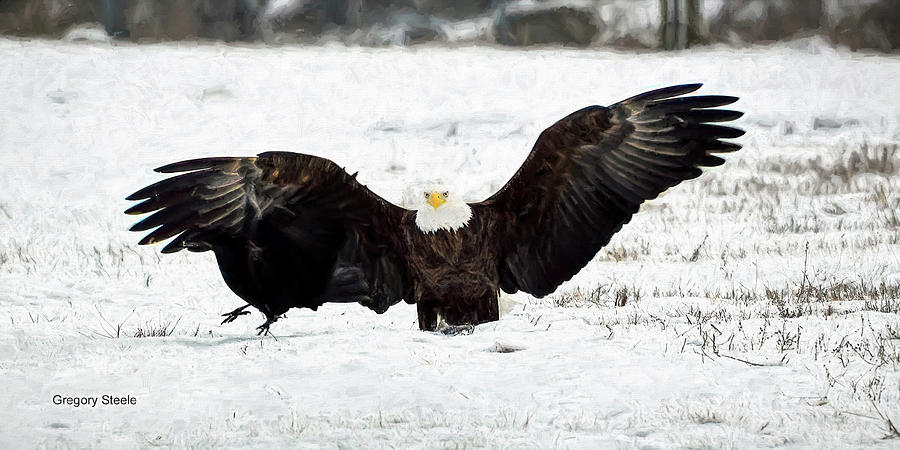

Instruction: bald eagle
[126,83,743,334]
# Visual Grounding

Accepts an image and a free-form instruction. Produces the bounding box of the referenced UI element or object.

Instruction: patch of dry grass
[552,284,643,308]
[132,318,183,338]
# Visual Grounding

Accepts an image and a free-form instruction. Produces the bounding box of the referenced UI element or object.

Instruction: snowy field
[1,37,899,448]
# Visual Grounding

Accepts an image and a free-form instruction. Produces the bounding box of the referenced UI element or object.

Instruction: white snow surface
[1,38,900,448]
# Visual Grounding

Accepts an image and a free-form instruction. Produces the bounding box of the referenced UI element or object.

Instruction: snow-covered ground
[1,37,899,448]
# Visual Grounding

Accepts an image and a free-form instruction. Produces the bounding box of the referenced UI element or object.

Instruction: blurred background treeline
[0,0,897,52]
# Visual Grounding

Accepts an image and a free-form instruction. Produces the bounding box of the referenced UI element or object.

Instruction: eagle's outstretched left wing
[473,83,744,297]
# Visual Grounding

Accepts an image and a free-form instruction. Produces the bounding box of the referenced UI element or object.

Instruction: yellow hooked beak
[427,192,447,210]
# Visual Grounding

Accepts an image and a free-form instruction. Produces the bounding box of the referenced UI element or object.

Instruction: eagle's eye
[442,192,449,198]
[424,192,429,198]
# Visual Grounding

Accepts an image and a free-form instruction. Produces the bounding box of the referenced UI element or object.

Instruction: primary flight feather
[126,83,744,334]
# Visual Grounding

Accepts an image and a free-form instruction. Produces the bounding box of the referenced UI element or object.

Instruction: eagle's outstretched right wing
[474,84,744,297]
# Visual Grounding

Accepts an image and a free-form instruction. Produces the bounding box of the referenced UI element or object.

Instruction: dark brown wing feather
[475,83,744,297]
[126,152,412,314]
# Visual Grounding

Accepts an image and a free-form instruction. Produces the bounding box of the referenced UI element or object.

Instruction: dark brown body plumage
[401,213,501,330]
[125,83,744,334]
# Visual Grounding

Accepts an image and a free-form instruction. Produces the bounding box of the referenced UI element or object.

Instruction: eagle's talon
[437,323,475,336]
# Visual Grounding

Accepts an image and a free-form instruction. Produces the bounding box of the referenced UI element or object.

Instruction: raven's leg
[256,313,280,336]
[221,304,252,325]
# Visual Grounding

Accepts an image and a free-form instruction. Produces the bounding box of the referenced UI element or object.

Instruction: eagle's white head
[414,184,472,233]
